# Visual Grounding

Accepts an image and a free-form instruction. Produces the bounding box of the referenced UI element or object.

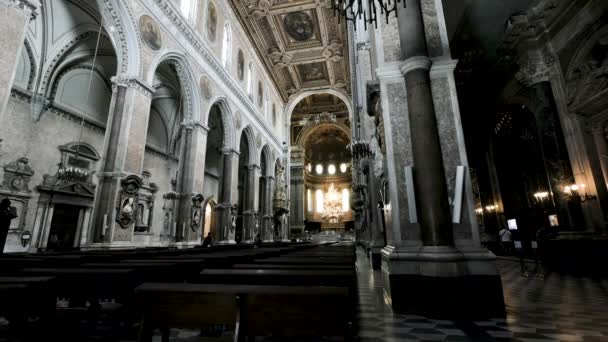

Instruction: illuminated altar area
[301,124,353,232]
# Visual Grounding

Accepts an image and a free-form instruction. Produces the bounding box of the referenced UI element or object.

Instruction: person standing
[499,226,513,255]
[0,198,17,254]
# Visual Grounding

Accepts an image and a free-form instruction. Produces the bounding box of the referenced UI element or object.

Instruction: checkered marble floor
[355,249,608,342]
[2,248,608,341]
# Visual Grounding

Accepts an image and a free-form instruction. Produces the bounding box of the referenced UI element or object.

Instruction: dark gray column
[398,0,453,247]
[264,176,275,241]
[215,149,239,243]
[91,76,154,243]
[242,164,259,243]
[175,125,194,242]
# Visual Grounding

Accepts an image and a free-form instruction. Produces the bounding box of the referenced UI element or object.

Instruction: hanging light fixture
[332,0,406,30]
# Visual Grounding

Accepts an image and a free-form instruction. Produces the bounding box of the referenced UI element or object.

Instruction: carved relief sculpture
[116,175,143,229]
[135,171,158,233]
[191,193,204,232]
[245,0,274,19]
[2,158,34,193]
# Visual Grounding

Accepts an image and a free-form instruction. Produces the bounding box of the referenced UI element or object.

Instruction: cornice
[111,74,155,98]
[150,0,282,151]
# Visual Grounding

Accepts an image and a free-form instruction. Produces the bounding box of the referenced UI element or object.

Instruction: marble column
[242,164,260,243]
[263,176,275,242]
[363,159,386,269]
[377,0,504,316]
[289,166,305,236]
[91,75,154,245]
[175,124,194,243]
[215,149,239,244]
[592,125,608,189]
[0,0,36,122]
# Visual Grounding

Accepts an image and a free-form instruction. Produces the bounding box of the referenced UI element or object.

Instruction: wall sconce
[21,230,31,247]
[475,208,483,215]
[533,191,550,203]
[563,184,596,202]
[485,205,497,212]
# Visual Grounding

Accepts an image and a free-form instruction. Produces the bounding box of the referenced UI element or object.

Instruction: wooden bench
[194,269,355,289]
[252,257,353,265]
[231,263,353,270]
[134,283,353,342]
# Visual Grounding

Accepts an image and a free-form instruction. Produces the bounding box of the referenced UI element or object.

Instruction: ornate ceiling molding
[228,0,351,101]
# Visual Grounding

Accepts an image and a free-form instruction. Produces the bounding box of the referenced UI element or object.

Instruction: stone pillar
[592,125,608,190]
[0,0,36,122]
[363,159,386,269]
[263,176,275,242]
[216,149,239,244]
[91,75,154,245]
[175,122,209,243]
[377,0,504,316]
[289,166,305,236]
[242,164,260,243]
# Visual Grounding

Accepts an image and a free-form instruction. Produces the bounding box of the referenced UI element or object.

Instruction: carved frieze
[245,0,274,19]
[2,157,34,193]
[515,48,557,87]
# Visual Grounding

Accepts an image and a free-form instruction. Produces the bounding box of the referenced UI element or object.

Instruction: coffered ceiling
[228,0,351,101]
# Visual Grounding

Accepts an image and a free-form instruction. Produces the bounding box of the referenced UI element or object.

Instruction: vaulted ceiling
[228,0,351,101]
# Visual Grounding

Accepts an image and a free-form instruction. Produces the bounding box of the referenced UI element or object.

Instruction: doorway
[47,204,81,251]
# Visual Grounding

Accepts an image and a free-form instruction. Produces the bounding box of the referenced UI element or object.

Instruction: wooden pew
[231,263,352,270]
[194,269,355,289]
[252,257,353,265]
[18,268,137,306]
[134,283,353,342]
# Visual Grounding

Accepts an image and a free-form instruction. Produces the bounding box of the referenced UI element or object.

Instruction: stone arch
[96,0,143,77]
[285,89,353,124]
[239,125,258,165]
[297,122,352,149]
[21,37,37,91]
[40,27,109,97]
[207,97,236,150]
[260,144,273,177]
[146,51,201,122]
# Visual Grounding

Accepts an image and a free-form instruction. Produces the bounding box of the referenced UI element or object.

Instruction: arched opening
[259,146,270,240]
[289,93,352,237]
[490,104,583,240]
[236,130,252,243]
[25,1,121,251]
[203,103,229,240]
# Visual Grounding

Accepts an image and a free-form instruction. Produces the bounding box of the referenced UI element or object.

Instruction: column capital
[2,0,38,21]
[400,56,432,76]
[220,147,239,155]
[111,73,156,98]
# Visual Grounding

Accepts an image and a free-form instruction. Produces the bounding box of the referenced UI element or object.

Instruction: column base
[215,240,237,245]
[369,246,383,270]
[381,245,505,318]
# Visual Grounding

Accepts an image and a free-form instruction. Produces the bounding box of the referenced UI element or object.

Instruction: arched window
[221,24,231,68]
[307,188,313,213]
[247,63,253,97]
[342,188,350,212]
[316,189,324,213]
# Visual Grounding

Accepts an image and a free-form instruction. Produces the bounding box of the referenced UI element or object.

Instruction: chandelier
[332,0,406,30]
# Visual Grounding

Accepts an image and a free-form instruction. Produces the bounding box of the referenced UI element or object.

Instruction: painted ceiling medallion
[283,11,314,41]
[139,15,162,51]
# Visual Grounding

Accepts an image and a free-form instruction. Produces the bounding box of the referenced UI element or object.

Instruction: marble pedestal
[381,246,505,317]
